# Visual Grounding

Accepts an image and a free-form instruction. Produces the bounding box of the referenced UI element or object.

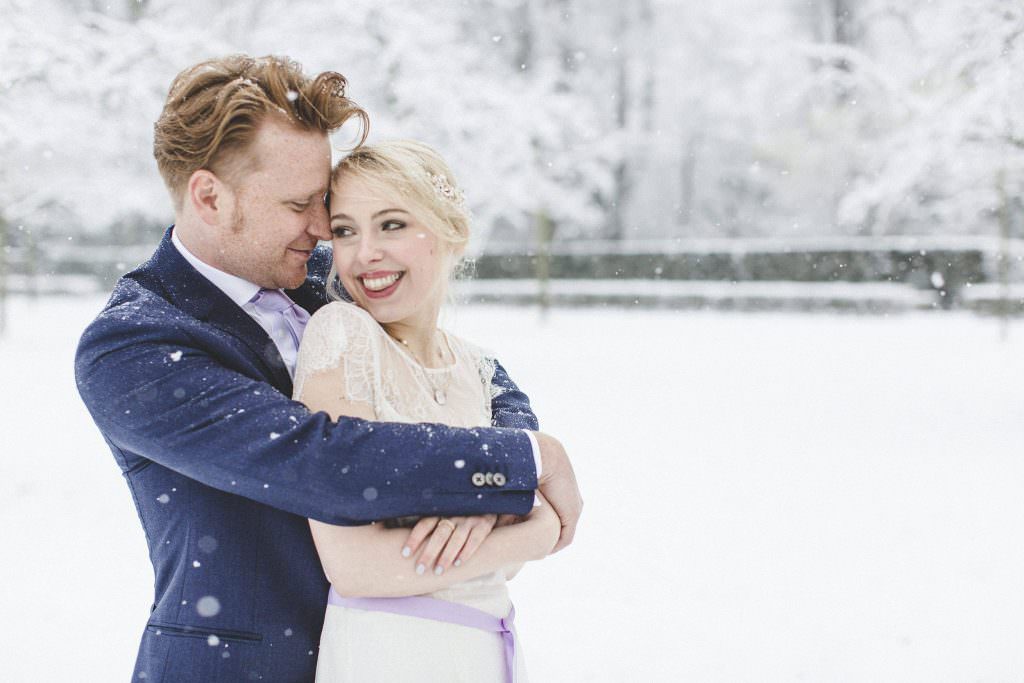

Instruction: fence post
[997,169,1010,340]
[535,210,553,315]
[0,213,7,336]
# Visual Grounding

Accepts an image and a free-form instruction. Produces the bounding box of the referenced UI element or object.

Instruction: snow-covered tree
[2,0,1022,250]
[834,0,1024,237]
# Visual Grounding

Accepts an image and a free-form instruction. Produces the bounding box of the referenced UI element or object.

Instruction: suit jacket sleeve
[489,360,540,431]
[75,307,537,525]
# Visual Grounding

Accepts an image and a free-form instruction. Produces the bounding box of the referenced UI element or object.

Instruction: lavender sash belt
[328,586,516,682]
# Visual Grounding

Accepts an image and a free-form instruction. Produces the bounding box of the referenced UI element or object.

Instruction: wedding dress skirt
[314,570,528,682]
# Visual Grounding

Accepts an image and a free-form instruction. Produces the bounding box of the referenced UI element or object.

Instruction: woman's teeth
[362,273,401,291]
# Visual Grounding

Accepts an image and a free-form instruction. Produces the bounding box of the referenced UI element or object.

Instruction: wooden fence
[2,236,1023,314]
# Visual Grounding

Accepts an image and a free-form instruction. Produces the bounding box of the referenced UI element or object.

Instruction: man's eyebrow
[329,208,409,221]
[285,188,328,203]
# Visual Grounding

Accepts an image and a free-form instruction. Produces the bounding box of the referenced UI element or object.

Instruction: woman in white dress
[292,139,560,682]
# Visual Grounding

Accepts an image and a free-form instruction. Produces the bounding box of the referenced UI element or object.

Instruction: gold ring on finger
[437,518,457,532]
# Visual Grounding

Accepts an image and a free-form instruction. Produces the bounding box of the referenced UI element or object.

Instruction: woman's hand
[401,514,498,576]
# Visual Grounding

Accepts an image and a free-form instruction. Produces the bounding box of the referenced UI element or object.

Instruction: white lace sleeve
[292,302,380,406]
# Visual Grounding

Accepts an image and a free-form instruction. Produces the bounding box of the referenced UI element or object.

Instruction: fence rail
[2,237,1023,313]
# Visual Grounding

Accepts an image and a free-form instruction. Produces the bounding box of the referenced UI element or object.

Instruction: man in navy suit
[75,54,581,682]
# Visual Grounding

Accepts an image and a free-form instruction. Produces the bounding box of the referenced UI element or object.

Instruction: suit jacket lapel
[144,228,294,392]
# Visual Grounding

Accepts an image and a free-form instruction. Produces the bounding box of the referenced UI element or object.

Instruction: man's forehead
[246,121,331,192]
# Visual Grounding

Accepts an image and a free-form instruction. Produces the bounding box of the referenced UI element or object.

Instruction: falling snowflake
[196,596,221,617]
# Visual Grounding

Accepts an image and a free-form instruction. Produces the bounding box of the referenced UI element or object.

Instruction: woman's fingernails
[434,565,444,576]
[401,546,411,558]
[454,559,462,567]
[416,563,426,575]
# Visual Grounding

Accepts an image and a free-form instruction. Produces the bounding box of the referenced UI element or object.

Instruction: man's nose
[307,203,331,242]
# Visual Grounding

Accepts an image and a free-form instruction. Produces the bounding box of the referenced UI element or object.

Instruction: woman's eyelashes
[330,219,406,239]
[331,225,354,238]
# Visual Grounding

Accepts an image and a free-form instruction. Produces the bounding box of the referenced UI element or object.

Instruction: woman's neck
[383,318,446,368]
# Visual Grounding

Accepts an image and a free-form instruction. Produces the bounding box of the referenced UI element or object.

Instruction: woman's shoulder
[294,303,383,401]
[297,302,385,370]
[307,301,384,338]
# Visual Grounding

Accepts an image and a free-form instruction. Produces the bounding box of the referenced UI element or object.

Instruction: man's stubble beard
[229,202,308,291]
[225,203,271,289]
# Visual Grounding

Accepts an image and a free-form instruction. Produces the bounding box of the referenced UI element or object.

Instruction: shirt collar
[170,228,262,307]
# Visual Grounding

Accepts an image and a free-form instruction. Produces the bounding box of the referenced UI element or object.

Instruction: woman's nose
[357,234,384,263]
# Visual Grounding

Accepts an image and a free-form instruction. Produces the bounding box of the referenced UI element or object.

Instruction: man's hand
[533,432,583,553]
[400,514,498,575]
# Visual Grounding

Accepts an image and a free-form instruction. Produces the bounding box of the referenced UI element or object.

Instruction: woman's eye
[381,220,406,231]
[331,226,354,238]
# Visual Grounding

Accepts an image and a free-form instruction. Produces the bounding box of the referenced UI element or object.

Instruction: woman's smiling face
[328,174,450,329]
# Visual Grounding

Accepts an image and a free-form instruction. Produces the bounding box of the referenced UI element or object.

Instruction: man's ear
[187,169,230,227]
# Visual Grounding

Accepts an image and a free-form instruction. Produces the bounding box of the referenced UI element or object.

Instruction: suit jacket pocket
[146,621,263,643]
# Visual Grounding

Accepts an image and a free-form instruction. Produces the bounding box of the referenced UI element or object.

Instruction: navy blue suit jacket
[75,228,539,682]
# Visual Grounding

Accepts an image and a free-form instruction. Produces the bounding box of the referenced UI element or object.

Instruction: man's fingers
[552,514,578,553]
[541,473,583,555]
[534,431,583,553]
[401,516,439,559]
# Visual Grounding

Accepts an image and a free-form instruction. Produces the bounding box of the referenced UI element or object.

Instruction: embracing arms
[74,298,538,525]
[294,328,560,595]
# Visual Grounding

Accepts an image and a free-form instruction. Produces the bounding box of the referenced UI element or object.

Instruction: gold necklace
[391,331,453,405]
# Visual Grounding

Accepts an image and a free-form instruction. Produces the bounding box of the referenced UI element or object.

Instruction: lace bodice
[293,302,511,616]
[294,302,497,426]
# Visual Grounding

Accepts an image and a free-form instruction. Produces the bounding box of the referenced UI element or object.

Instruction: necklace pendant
[433,388,447,405]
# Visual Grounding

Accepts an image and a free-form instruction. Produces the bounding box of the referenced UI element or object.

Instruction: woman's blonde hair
[154,54,368,207]
[327,140,472,301]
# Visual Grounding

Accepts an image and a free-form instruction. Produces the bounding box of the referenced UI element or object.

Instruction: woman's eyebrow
[372,208,409,218]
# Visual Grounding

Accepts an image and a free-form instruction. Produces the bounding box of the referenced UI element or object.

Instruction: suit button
[484,472,494,486]
[493,473,507,487]
[471,472,487,487]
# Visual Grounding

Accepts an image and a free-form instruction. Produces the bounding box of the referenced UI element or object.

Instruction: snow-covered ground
[1,295,1022,682]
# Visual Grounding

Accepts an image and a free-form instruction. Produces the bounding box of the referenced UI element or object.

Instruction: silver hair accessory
[429,173,466,209]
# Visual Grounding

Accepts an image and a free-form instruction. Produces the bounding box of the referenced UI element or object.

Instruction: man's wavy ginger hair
[154,54,368,207]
